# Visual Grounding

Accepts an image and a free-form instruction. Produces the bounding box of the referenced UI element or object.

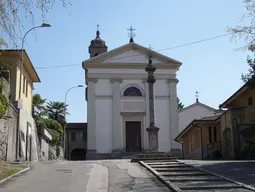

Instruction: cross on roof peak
[127,25,136,43]
[195,90,199,102]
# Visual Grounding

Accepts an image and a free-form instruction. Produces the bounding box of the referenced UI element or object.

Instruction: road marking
[86,164,108,192]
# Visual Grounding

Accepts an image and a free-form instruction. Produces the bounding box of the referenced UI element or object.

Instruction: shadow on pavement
[193,161,255,187]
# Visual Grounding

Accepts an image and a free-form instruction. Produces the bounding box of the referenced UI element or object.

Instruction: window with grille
[123,87,142,96]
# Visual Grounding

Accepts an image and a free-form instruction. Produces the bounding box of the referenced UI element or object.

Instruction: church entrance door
[125,121,142,152]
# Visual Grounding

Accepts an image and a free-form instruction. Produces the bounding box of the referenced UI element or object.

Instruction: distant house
[65,123,87,160]
[178,98,217,133]
[0,49,41,162]
[176,82,255,160]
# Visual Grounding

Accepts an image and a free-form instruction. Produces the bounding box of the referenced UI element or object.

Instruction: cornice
[83,62,180,70]
[110,78,123,83]
[87,78,98,83]
[166,79,179,84]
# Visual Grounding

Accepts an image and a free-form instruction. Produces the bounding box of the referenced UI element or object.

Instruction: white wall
[155,98,170,152]
[95,79,112,96]
[19,109,38,161]
[95,98,112,153]
[88,68,177,76]
[178,104,216,133]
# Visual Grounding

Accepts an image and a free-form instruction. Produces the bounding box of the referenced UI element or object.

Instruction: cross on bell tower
[127,26,136,43]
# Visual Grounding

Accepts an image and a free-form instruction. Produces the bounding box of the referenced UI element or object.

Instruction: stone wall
[49,145,64,160]
[0,104,18,161]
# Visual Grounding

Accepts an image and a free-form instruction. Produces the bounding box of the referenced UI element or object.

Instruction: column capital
[110,78,122,83]
[87,78,98,83]
[166,79,179,84]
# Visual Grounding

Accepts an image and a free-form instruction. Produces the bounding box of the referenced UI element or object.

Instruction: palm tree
[32,94,47,120]
[46,101,68,126]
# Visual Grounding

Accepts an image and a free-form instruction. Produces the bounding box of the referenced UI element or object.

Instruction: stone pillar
[86,78,97,156]
[145,56,159,152]
[111,78,122,152]
[167,79,181,153]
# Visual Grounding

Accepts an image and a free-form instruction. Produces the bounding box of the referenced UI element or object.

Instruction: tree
[46,101,68,127]
[177,97,184,111]
[229,0,255,50]
[0,0,71,45]
[241,52,255,85]
[32,94,47,120]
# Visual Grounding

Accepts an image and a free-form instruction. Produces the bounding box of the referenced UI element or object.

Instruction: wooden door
[125,121,142,152]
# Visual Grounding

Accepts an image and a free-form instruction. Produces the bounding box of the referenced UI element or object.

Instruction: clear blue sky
[12,0,249,122]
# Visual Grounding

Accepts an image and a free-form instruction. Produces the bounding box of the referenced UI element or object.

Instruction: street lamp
[16,23,51,161]
[19,23,51,101]
[63,85,83,159]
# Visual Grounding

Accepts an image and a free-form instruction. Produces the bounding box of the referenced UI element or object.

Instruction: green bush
[0,93,8,119]
[46,128,60,146]
[36,119,46,129]
[43,119,63,146]
[43,118,63,135]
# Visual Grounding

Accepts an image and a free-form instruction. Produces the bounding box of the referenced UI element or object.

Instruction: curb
[0,166,30,186]
[138,161,182,192]
[177,160,255,192]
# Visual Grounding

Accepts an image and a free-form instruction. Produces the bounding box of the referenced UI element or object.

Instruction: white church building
[82,28,182,159]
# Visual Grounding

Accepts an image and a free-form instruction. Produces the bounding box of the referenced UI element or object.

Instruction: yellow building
[176,82,255,160]
[175,112,223,159]
[0,49,40,161]
[219,82,255,159]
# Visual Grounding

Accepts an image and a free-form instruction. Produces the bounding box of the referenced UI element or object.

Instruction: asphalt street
[0,160,170,192]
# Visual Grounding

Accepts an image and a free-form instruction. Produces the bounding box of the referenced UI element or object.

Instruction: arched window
[124,87,142,96]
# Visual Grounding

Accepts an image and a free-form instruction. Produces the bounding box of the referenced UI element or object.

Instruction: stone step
[155,167,196,172]
[180,183,243,190]
[166,175,224,182]
[160,171,209,177]
[131,157,178,163]
[149,164,189,168]
[186,189,253,192]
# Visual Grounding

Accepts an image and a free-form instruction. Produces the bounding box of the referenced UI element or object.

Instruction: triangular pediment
[82,43,182,68]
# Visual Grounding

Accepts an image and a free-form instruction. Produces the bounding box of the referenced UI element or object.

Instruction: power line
[35,32,233,70]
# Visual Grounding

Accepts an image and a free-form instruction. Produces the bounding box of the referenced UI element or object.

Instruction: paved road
[0,160,170,192]
[181,160,255,187]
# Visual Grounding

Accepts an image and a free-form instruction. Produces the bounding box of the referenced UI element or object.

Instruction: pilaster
[167,79,181,152]
[87,78,97,154]
[111,78,122,152]
[142,79,149,150]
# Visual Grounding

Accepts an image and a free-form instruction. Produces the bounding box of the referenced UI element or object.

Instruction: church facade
[82,29,182,159]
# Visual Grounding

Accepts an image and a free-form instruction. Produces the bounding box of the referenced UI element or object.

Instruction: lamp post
[145,49,159,152]
[63,85,83,159]
[16,23,51,161]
